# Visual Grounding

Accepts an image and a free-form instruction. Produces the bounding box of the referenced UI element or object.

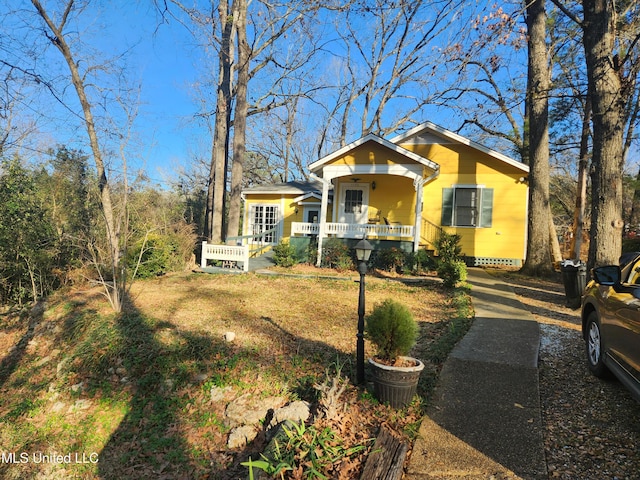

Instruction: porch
[291,221,414,239]
[291,217,443,252]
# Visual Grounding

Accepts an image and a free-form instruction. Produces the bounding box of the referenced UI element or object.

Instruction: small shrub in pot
[365,299,418,365]
[365,299,423,408]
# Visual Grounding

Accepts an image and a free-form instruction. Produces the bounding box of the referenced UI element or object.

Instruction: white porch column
[316,180,330,267]
[413,169,439,251]
[413,178,424,252]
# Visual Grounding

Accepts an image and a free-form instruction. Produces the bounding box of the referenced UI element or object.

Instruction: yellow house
[242,122,529,267]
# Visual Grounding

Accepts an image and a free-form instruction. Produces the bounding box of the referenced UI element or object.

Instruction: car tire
[585,311,610,378]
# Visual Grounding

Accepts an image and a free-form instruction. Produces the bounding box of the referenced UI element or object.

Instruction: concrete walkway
[406,268,547,480]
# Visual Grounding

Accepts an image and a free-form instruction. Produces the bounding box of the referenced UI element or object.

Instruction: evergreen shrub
[365,299,418,363]
[273,240,297,267]
[435,232,467,288]
[374,247,406,273]
[321,238,353,270]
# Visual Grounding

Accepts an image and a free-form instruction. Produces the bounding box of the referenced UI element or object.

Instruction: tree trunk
[629,165,640,232]
[522,0,554,276]
[549,216,563,265]
[583,0,625,269]
[32,0,122,311]
[570,98,591,259]
[207,1,234,243]
[227,0,248,242]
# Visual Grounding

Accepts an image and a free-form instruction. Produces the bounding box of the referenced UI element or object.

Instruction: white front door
[339,183,369,224]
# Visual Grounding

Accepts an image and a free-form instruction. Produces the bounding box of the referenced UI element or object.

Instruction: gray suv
[581,254,640,402]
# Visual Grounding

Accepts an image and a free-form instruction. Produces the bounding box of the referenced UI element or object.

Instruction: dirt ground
[491,271,640,480]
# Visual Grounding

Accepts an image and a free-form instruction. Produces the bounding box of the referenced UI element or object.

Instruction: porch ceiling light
[355,238,373,262]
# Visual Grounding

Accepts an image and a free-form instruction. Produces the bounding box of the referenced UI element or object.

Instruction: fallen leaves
[497,272,640,480]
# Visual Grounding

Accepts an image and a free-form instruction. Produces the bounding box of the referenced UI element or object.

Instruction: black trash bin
[561,259,587,309]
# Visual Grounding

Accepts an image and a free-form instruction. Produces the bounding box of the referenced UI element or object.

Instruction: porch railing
[226,225,279,257]
[291,222,414,239]
[201,242,249,271]
[421,218,445,250]
[201,226,279,271]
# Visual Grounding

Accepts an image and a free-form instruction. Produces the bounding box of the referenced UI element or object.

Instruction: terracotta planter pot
[368,356,424,409]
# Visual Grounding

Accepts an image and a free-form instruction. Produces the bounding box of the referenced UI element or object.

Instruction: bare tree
[324,0,467,145]
[550,0,640,267]
[166,0,330,242]
[226,0,248,239]
[0,68,39,158]
[30,0,133,311]
[582,0,629,267]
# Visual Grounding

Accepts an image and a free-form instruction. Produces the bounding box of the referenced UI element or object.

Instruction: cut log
[360,424,408,480]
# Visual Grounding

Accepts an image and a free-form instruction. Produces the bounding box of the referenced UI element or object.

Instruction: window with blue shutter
[442,188,454,226]
[480,188,493,227]
[441,187,493,228]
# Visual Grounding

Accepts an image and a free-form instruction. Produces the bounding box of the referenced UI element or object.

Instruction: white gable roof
[308,133,440,173]
[391,121,529,173]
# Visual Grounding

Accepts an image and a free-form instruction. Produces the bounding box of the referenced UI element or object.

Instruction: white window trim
[249,204,280,244]
[445,184,492,228]
[338,182,370,224]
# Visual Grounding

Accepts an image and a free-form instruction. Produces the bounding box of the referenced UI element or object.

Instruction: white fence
[291,222,414,239]
[201,241,249,272]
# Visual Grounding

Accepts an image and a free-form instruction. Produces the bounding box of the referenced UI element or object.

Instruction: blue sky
[3,1,534,186]
[107,3,204,184]
[2,1,206,185]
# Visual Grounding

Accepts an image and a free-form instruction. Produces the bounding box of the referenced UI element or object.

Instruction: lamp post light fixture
[355,237,373,385]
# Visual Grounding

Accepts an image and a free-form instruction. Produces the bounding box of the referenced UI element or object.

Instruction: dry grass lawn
[0,268,470,479]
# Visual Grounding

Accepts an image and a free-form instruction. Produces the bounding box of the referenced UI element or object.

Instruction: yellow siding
[412,143,528,261]
[243,194,332,241]
[330,143,425,170]
[244,138,528,263]
[334,175,416,226]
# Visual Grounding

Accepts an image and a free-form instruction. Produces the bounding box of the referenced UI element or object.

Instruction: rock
[71,381,84,393]
[51,401,66,413]
[227,425,258,449]
[223,331,236,342]
[210,385,232,403]
[56,357,70,378]
[69,399,92,413]
[115,367,127,375]
[35,356,52,367]
[268,401,311,429]
[193,373,208,382]
[224,394,285,428]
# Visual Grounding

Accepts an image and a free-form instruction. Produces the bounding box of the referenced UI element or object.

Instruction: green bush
[374,247,406,273]
[622,237,640,253]
[435,232,463,262]
[273,240,297,267]
[435,233,467,288]
[405,248,436,274]
[127,233,173,278]
[321,238,354,271]
[437,260,468,288]
[365,299,418,362]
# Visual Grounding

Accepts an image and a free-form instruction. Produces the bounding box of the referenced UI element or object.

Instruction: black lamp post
[355,237,373,385]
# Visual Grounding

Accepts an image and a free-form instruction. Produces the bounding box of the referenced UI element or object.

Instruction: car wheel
[586,311,609,378]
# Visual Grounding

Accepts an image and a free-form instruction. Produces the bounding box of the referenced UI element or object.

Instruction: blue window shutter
[442,188,453,226]
[480,188,493,227]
